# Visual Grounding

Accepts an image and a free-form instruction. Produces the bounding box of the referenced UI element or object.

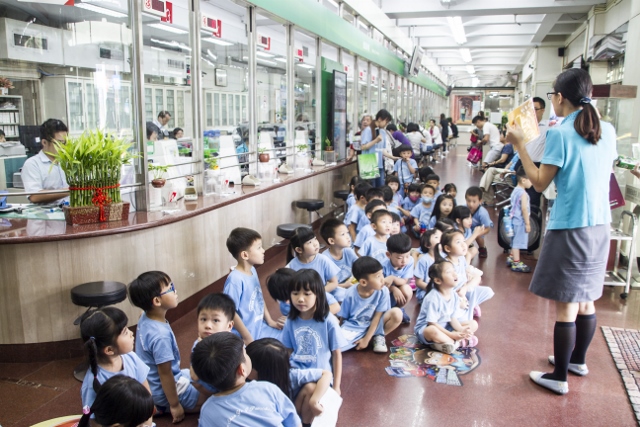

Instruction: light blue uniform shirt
[81,352,149,408]
[402,196,420,213]
[392,193,403,207]
[359,235,389,264]
[414,289,460,333]
[326,247,358,284]
[279,300,291,317]
[338,285,390,342]
[346,193,355,209]
[470,205,493,228]
[354,223,376,249]
[414,253,435,303]
[542,110,617,230]
[282,314,347,372]
[344,204,365,228]
[198,381,301,427]
[224,268,265,340]
[287,253,341,306]
[394,158,418,186]
[382,257,414,281]
[356,211,372,232]
[411,203,435,225]
[361,126,385,169]
[290,368,325,399]
[510,187,528,223]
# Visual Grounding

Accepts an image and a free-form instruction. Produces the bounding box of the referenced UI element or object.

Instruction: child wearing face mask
[410,184,436,237]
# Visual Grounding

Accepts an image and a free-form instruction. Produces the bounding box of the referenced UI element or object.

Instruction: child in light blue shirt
[321,218,359,302]
[393,145,417,195]
[381,234,414,321]
[353,199,387,253]
[224,228,284,344]
[266,268,296,323]
[345,182,372,241]
[413,229,441,304]
[192,332,301,427]
[410,184,436,236]
[359,210,393,264]
[465,186,493,258]
[338,256,402,353]
[508,166,533,273]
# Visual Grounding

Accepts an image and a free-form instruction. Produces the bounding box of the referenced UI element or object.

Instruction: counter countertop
[0,160,354,244]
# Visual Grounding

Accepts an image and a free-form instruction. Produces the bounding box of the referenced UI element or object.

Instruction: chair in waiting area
[295,199,324,224]
[70,281,127,381]
[333,190,349,215]
[276,223,312,240]
[491,175,516,210]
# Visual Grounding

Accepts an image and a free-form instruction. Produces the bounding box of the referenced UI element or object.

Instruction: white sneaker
[372,335,387,353]
[241,175,260,186]
[548,356,589,376]
[278,163,294,174]
[312,158,326,166]
[429,341,459,354]
[529,371,569,395]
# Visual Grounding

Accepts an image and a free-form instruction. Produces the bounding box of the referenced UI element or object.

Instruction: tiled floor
[3,144,640,427]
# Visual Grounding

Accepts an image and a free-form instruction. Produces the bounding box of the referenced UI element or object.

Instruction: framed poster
[214,69,227,87]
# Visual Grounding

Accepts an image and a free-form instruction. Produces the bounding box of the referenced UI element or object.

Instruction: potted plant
[324,137,334,152]
[49,129,135,225]
[296,143,309,153]
[323,137,337,163]
[0,77,13,95]
[148,163,170,188]
[258,147,270,163]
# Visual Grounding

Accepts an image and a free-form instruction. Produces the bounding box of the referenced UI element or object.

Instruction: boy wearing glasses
[21,118,70,204]
[128,271,206,423]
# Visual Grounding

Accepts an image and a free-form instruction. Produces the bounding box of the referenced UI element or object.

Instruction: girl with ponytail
[507,68,617,395]
[79,307,151,414]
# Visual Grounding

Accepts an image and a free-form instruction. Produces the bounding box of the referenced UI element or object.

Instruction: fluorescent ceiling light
[150,46,164,52]
[256,51,274,58]
[147,23,188,35]
[326,0,339,8]
[274,57,287,63]
[75,2,127,18]
[466,65,475,74]
[202,58,215,67]
[207,49,217,61]
[447,16,466,45]
[202,38,233,46]
[297,63,314,69]
[150,38,190,51]
[460,48,472,63]
[472,77,479,87]
[257,58,276,66]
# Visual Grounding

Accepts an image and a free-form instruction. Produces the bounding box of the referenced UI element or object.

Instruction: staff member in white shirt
[473,115,503,164]
[21,119,69,204]
[152,110,171,140]
[519,97,549,207]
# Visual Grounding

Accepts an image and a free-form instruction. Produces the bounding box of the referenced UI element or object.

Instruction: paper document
[508,98,540,143]
[311,387,343,427]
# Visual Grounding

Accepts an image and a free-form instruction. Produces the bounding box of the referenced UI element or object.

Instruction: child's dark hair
[370,209,393,225]
[364,199,386,216]
[80,307,128,393]
[426,260,453,294]
[425,173,440,183]
[465,186,483,200]
[439,229,465,257]
[420,184,436,195]
[381,185,394,204]
[420,228,440,253]
[246,338,292,399]
[516,165,527,181]
[267,268,296,302]
[444,183,457,194]
[352,256,384,281]
[320,218,345,243]
[287,226,316,263]
[435,218,456,232]
[192,332,245,391]
[385,175,400,186]
[389,211,401,224]
[418,166,434,182]
[226,227,262,259]
[397,144,412,154]
[431,194,455,222]
[553,68,601,144]
[197,293,236,321]
[407,183,421,194]
[452,205,472,227]
[354,182,372,200]
[128,271,171,312]
[365,187,384,201]
[78,376,154,427]
[349,175,364,191]
[289,269,329,322]
[386,233,412,254]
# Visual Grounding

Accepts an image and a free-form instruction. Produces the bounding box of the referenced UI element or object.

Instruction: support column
[247,7,258,169]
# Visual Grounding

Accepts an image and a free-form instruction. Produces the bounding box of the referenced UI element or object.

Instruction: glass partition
[389,74,397,120]
[294,30,317,151]
[358,58,369,118]
[342,52,356,144]
[381,69,388,110]
[370,65,379,114]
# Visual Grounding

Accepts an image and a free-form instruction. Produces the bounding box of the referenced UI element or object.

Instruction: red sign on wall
[202,15,222,38]
[160,1,173,23]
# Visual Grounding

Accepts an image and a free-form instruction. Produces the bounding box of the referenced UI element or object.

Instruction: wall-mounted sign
[143,0,166,18]
[258,34,271,51]
[202,15,222,38]
[296,48,304,62]
[160,1,172,23]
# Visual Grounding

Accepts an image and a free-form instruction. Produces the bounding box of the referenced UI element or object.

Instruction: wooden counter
[0,161,357,352]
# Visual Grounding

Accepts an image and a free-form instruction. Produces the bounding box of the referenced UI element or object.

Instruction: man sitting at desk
[21,119,69,204]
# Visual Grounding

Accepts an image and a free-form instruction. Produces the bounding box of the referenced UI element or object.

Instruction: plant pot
[63,202,130,226]
[325,146,334,152]
[151,178,166,188]
[0,88,8,95]
[259,153,270,163]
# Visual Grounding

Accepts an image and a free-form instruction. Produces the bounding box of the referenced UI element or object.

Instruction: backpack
[467,146,482,164]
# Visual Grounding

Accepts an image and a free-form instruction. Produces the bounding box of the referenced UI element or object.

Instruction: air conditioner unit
[0,18,63,65]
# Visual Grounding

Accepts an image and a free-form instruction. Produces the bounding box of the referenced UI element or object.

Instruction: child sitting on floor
[267,267,297,322]
[410,184,436,237]
[393,145,418,196]
[428,194,455,229]
[346,175,364,211]
[465,186,493,258]
[353,199,387,255]
[385,175,403,207]
[451,205,483,263]
[345,182,372,241]
[355,187,385,233]
[339,256,402,353]
[321,218,359,297]
[414,228,442,304]
[359,210,393,264]
[382,233,414,323]
[398,183,421,221]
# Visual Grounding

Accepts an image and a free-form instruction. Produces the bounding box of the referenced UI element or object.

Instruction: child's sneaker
[459,336,479,348]
[430,341,459,354]
[478,247,488,258]
[511,261,531,273]
[372,335,388,353]
[409,277,417,291]
[506,256,514,267]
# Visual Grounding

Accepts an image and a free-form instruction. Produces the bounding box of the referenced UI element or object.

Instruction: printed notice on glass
[508,98,540,144]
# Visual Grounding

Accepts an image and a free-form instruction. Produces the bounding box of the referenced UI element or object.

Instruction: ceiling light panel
[147,23,188,35]
[447,16,466,45]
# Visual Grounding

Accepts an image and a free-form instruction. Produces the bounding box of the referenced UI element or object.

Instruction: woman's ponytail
[434,242,446,262]
[553,68,601,145]
[85,337,101,392]
[574,100,601,145]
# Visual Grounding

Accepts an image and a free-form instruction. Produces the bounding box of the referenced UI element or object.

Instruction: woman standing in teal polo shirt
[507,68,617,395]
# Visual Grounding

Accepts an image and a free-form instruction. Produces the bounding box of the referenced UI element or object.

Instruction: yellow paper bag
[508,98,540,143]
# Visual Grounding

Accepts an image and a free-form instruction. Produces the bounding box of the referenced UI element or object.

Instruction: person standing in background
[152,111,172,140]
[440,113,449,153]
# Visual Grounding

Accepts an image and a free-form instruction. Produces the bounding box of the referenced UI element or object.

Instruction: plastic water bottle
[420,222,427,235]
[503,207,514,237]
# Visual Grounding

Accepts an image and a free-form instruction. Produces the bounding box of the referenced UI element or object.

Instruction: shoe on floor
[278,163,294,174]
[401,308,411,324]
[511,261,531,273]
[372,335,388,353]
[430,341,459,354]
[459,336,479,348]
[548,356,589,376]
[529,371,569,395]
[479,247,488,258]
[506,256,514,267]
[473,305,481,318]
[241,175,261,186]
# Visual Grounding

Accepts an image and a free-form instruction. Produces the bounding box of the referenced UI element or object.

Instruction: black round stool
[333,190,350,214]
[70,281,127,381]
[295,199,324,224]
[277,223,312,240]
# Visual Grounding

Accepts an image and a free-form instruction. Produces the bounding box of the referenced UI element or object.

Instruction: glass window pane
[295,30,316,150]
[358,58,369,118]
[381,69,388,111]
[370,65,379,114]
[214,93,220,127]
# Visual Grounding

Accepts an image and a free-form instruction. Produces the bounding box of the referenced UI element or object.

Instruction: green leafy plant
[324,137,333,151]
[48,130,135,207]
[204,157,218,169]
[296,143,308,153]
[258,147,267,154]
[148,163,170,180]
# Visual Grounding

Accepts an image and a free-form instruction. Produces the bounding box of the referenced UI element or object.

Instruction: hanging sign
[143,0,166,18]
[160,1,173,23]
[258,34,271,51]
[202,15,222,38]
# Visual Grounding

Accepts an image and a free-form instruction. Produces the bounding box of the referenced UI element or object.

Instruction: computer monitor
[19,125,42,155]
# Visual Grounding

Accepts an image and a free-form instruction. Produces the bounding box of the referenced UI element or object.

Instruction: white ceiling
[377,0,605,87]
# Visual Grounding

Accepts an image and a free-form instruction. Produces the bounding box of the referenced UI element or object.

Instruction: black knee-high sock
[542,321,575,382]
[570,313,597,365]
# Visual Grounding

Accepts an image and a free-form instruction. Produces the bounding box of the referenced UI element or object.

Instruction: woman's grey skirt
[529,224,610,303]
